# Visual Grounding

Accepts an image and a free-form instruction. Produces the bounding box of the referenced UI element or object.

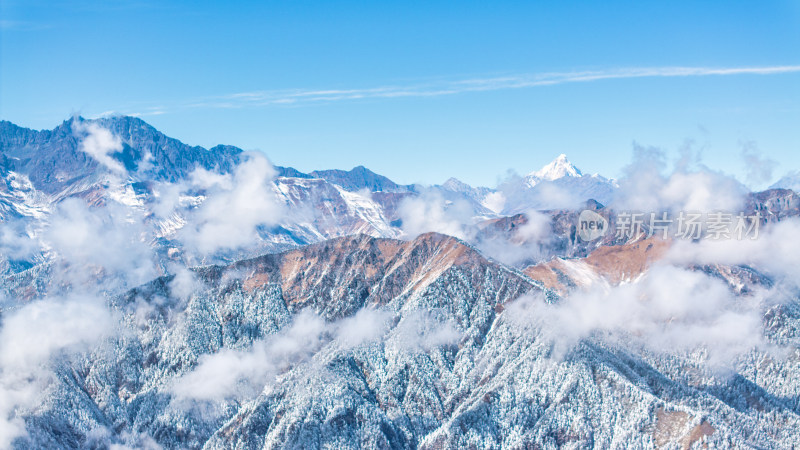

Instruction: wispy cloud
[121,65,800,115]
[217,65,800,105]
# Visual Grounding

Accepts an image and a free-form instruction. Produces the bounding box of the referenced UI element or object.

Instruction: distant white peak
[528,154,583,181]
[441,177,471,191]
[771,172,800,191]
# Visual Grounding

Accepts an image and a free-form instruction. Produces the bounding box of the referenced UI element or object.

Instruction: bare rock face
[232,233,497,315]
[746,188,800,222]
[523,237,671,293]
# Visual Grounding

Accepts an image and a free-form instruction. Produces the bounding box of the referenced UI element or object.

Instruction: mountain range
[0,116,619,272]
[2,116,800,449]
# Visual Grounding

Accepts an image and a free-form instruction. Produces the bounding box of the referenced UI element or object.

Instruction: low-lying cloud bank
[175,153,285,255]
[0,296,116,447]
[507,263,772,368]
[170,307,460,405]
[611,143,748,213]
[505,211,800,371]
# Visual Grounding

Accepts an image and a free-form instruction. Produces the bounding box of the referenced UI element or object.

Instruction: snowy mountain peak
[528,154,583,181]
[771,171,800,193]
[441,177,471,192]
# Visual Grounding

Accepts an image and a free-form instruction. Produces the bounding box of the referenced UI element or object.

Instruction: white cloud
[390,309,462,352]
[170,304,463,406]
[0,296,115,447]
[515,210,551,241]
[740,141,777,188]
[0,220,40,262]
[495,172,587,213]
[167,264,201,300]
[189,167,233,190]
[505,214,800,370]
[149,181,185,220]
[507,263,769,368]
[612,143,747,213]
[178,153,286,255]
[482,191,506,214]
[335,308,392,348]
[172,307,392,403]
[73,121,126,174]
[664,217,800,287]
[476,210,552,266]
[42,198,156,292]
[397,190,473,240]
[115,65,800,115]
[109,432,163,450]
[193,65,800,108]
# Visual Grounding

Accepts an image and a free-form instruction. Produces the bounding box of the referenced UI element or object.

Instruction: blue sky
[1,0,799,187]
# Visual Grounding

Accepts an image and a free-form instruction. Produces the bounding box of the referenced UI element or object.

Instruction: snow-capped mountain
[0,117,413,272]
[433,155,618,217]
[771,171,800,193]
[5,232,800,448]
[4,116,800,449]
[309,166,411,193]
[496,154,618,214]
[525,153,583,184]
[0,116,624,276]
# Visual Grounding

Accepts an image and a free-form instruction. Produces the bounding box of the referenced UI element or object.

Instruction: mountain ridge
[6,228,800,448]
[3,116,800,448]
[1,116,612,195]
[526,153,583,181]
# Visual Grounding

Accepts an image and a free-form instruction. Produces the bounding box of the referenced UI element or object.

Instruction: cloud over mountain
[1,116,799,448]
